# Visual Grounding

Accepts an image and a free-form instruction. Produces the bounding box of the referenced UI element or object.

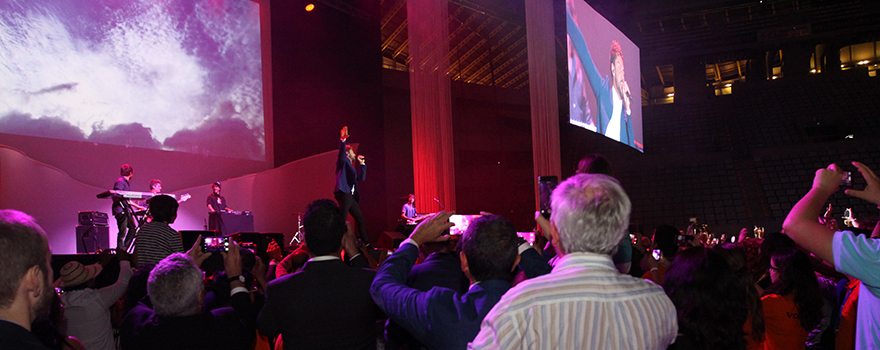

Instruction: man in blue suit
[567,11,637,149]
[370,213,551,350]
[335,126,369,247]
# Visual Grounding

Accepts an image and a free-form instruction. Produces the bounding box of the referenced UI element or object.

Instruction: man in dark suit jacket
[335,126,370,247]
[258,199,381,350]
[120,243,257,350]
[370,213,551,350]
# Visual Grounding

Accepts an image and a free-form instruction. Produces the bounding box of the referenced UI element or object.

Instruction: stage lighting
[305,4,315,11]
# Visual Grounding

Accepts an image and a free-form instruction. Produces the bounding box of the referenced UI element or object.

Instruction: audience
[783,162,880,349]
[57,249,132,350]
[12,160,880,350]
[469,174,677,349]
[371,213,550,350]
[30,293,86,350]
[574,153,632,274]
[134,195,184,267]
[643,224,679,284]
[663,246,749,350]
[257,199,381,350]
[760,248,824,350]
[0,210,55,350]
[383,234,467,350]
[714,243,765,350]
[119,243,257,350]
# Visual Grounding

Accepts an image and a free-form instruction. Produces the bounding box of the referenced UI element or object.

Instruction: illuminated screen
[449,214,481,236]
[566,0,643,152]
[0,0,265,161]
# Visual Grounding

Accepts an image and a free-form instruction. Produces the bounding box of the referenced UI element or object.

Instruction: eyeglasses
[769,265,779,271]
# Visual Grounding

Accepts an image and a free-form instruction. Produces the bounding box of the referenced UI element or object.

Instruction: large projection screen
[0,0,265,161]
[566,0,643,152]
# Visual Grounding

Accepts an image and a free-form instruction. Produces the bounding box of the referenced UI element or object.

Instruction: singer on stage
[335,126,369,248]
[567,13,635,147]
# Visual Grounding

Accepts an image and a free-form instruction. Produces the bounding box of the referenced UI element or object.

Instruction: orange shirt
[761,293,809,350]
[743,316,763,350]
[642,264,668,284]
[836,279,860,350]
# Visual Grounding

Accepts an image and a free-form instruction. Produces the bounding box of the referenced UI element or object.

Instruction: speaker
[377,231,406,250]
[76,225,109,253]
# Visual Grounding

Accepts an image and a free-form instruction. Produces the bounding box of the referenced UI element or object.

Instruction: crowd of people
[1,158,879,350]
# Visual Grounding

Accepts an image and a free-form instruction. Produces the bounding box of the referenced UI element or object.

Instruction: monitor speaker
[76,225,109,253]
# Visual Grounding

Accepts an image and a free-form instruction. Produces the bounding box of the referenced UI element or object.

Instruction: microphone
[433,198,445,210]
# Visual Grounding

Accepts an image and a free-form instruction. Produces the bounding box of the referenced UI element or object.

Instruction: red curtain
[407,0,456,213]
[526,0,562,203]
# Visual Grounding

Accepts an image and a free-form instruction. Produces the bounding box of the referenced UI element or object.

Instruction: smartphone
[449,214,482,236]
[841,171,852,186]
[630,233,636,244]
[538,176,559,219]
[731,236,737,243]
[201,236,230,253]
[652,249,661,261]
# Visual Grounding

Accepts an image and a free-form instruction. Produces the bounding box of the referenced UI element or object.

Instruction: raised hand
[186,235,211,267]
[267,240,282,263]
[410,211,456,246]
[340,126,350,141]
[812,163,843,196]
[221,241,242,278]
[845,162,880,205]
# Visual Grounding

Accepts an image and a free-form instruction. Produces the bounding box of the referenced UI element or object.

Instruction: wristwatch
[227,275,246,283]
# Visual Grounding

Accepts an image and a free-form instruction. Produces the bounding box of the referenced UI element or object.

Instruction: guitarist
[137,179,191,222]
[401,194,428,225]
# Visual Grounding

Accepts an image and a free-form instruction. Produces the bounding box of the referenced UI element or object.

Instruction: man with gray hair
[469,174,677,349]
[120,241,257,350]
[0,210,54,350]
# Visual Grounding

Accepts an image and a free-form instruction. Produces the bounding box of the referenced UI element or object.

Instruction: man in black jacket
[120,241,257,350]
[258,199,381,350]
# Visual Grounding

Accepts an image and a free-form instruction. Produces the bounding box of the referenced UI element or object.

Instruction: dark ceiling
[377,0,880,94]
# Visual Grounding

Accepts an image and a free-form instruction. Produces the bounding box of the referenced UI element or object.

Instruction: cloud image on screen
[0,0,265,161]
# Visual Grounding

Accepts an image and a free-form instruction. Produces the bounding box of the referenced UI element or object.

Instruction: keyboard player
[113,164,144,250]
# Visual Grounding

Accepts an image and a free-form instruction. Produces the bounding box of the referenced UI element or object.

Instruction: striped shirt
[134,221,184,266]
[469,252,677,350]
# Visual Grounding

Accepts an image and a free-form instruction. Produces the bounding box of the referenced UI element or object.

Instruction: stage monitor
[0,0,265,161]
[566,0,643,152]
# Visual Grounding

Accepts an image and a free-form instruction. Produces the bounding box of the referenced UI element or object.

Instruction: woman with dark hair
[761,248,824,350]
[751,232,796,292]
[664,246,749,350]
[576,154,614,176]
[714,243,765,350]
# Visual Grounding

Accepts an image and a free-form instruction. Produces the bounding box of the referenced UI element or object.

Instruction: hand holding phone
[538,176,558,219]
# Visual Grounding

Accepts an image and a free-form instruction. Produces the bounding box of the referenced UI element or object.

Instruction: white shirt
[605,88,624,141]
[61,260,133,350]
[469,252,677,350]
[833,230,880,349]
